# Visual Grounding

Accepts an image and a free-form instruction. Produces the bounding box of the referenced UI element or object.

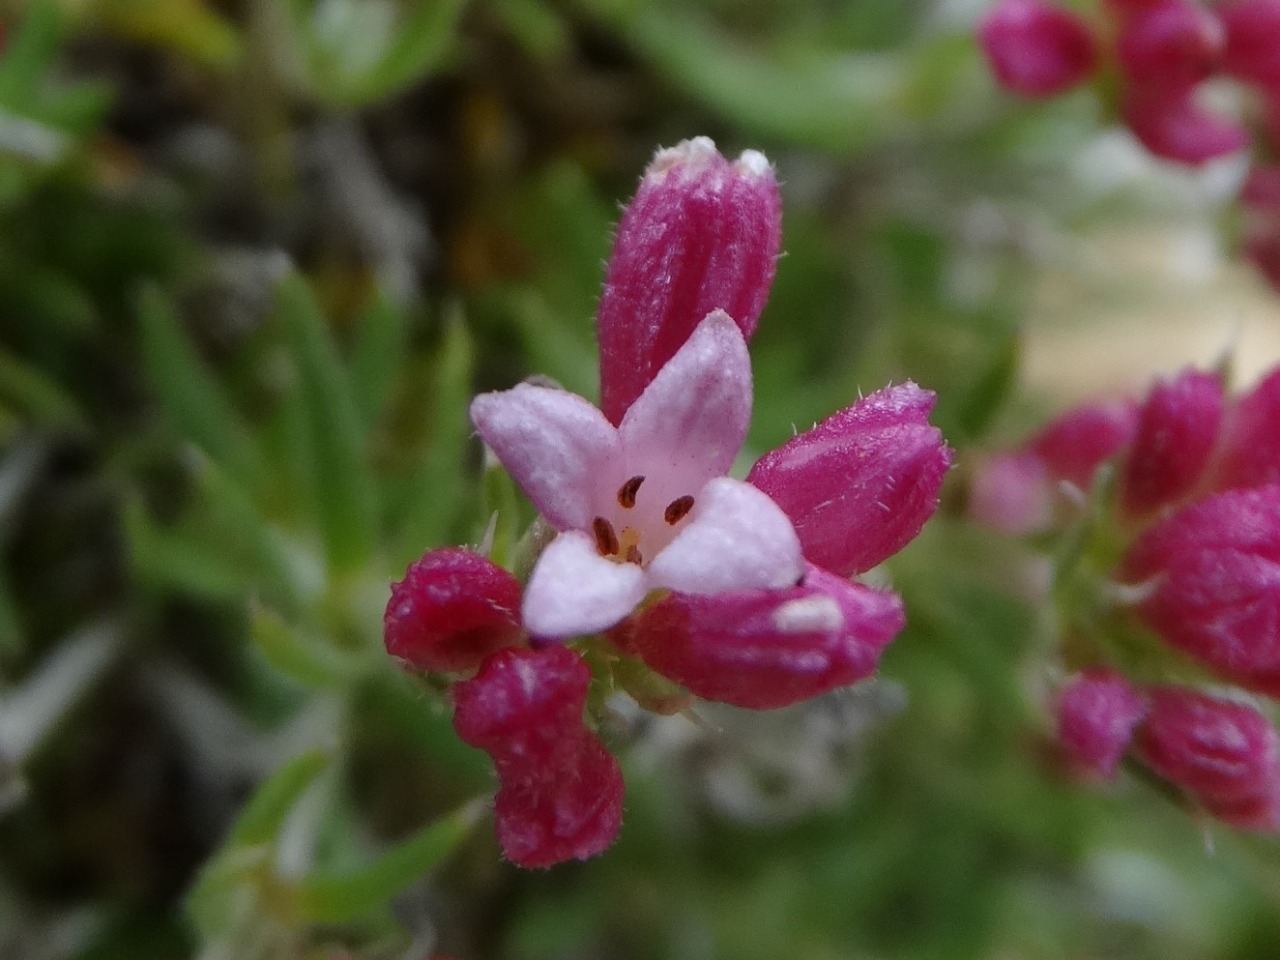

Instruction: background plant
[2,0,1280,958]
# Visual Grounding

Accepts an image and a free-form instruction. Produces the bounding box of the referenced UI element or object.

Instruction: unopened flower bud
[1119,367,1224,517]
[746,382,951,578]
[452,647,624,867]
[1213,368,1280,491]
[1134,686,1280,810]
[978,0,1100,98]
[1122,84,1249,165]
[384,548,523,673]
[1117,0,1224,87]
[1058,671,1148,778]
[621,563,904,710]
[597,137,781,424]
[1219,0,1280,88]
[1123,486,1280,693]
[969,451,1053,535]
[1027,397,1139,489]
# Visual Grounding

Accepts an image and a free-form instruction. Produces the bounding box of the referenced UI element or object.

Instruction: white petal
[647,477,803,595]
[618,310,751,496]
[523,531,648,638]
[471,385,620,531]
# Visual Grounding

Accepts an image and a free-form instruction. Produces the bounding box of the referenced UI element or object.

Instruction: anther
[617,475,645,509]
[593,516,619,556]
[625,545,644,565]
[664,495,695,525]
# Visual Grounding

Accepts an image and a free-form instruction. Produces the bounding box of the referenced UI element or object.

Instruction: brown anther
[625,545,644,565]
[617,475,646,509]
[592,516,619,556]
[664,495,695,525]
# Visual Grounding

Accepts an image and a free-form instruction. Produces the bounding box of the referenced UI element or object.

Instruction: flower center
[592,475,695,565]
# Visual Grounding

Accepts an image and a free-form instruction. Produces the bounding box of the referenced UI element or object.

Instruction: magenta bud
[1122,84,1249,165]
[621,564,904,710]
[969,451,1053,534]
[1241,165,1280,212]
[384,548,524,673]
[1057,671,1147,778]
[1117,0,1224,86]
[1214,367,1280,491]
[746,382,952,578]
[1134,686,1280,808]
[1219,0,1280,88]
[978,0,1100,98]
[1027,397,1140,489]
[1119,367,1224,518]
[1123,486,1280,691]
[452,647,623,867]
[597,137,781,425]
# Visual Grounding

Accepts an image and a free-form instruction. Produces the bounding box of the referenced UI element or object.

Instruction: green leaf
[950,333,1022,444]
[136,285,261,494]
[123,497,253,598]
[251,605,361,690]
[349,0,467,103]
[297,800,481,922]
[394,310,475,565]
[349,288,411,432]
[229,749,332,847]
[0,349,84,431]
[0,1,62,109]
[276,274,378,576]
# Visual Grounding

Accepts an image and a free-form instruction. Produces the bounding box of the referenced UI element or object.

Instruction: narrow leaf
[251,606,360,690]
[229,749,332,847]
[136,285,261,494]
[297,800,482,922]
[276,274,378,576]
[349,288,411,431]
[0,0,62,108]
[0,349,84,430]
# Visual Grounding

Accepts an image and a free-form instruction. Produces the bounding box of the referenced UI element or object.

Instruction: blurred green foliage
[0,0,1278,958]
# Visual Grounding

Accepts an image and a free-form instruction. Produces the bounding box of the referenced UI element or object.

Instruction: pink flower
[978,0,1100,98]
[1118,367,1224,518]
[1133,686,1280,812]
[1058,670,1148,778]
[1123,485,1280,694]
[596,137,781,425]
[746,382,952,579]
[969,451,1052,535]
[384,548,524,672]
[451,647,624,867]
[1027,397,1140,490]
[1122,84,1249,165]
[616,563,904,709]
[471,310,804,640]
[1219,0,1280,89]
[1116,0,1224,87]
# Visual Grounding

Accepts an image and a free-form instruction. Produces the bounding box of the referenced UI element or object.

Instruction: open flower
[471,310,804,639]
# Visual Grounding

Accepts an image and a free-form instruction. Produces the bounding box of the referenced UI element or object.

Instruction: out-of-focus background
[1,1,1279,958]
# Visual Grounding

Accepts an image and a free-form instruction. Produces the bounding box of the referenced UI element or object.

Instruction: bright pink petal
[623,564,904,709]
[471,384,620,531]
[523,532,648,638]
[1027,396,1139,488]
[977,0,1099,98]
[1220,0,1280,87]
[598,138,781,424]
[1123,84,1249,166]
[746,382,951,576]
[647,477,803,595]
[618,310,752,507]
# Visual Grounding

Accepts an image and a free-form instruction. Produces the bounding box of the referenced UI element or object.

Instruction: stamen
[664,495,695,525]
[625,545,644,565]
[617,475,646,509]
[592,516,619,556]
